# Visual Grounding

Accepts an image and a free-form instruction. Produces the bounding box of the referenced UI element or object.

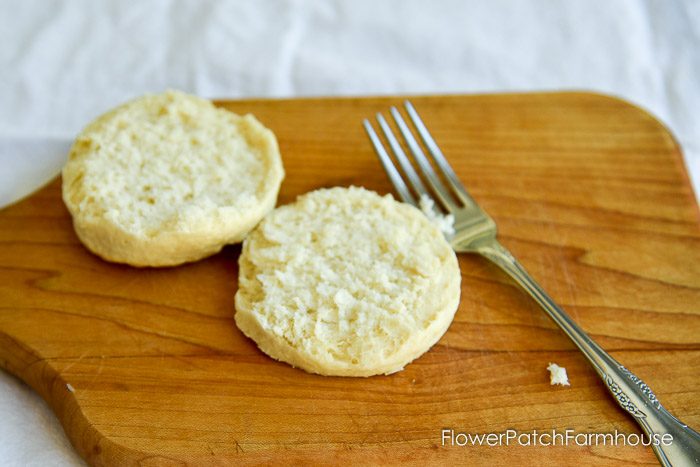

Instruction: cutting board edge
[0,331,146,465]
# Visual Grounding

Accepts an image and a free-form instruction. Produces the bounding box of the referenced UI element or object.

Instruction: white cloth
[1,1,698,464]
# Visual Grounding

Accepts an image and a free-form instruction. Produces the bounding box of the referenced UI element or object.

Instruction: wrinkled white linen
[1,1,698,464]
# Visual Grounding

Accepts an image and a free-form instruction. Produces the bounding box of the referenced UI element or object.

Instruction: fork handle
[476,239,700,466]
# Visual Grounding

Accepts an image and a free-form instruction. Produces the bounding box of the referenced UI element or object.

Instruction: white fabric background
[0,1,698,465]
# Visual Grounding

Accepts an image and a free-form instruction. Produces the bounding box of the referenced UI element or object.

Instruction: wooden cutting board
[0,93,698,466]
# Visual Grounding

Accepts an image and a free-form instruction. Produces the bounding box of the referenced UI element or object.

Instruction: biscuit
[234,186,461,376]
[62,90,284,266]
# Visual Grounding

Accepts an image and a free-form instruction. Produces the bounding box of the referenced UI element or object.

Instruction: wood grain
[0,93,698,466]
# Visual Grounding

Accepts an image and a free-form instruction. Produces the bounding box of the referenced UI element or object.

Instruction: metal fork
[363,101,700,467]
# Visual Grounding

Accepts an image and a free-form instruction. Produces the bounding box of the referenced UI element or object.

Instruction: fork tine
[363,119,417,205]
[376,113,431,200]
[390,107,458,211]
[404,101,476,207]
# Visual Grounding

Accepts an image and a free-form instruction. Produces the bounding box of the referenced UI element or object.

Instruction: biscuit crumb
[547,362,570,386]
[419,194,455,236]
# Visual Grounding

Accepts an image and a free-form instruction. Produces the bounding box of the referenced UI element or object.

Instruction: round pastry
[234,186,461,376]
[62,90,284,267]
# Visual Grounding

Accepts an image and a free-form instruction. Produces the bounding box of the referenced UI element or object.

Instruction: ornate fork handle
[476,239,700,467]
